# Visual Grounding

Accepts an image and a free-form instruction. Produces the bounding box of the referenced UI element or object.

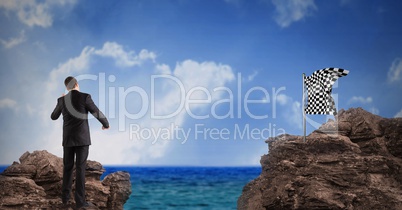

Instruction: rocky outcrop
[0,150,131,209]
[238,108,402,210]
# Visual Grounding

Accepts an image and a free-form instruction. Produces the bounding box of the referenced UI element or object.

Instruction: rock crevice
[0,150,131,209]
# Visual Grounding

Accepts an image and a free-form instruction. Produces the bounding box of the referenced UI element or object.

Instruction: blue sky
[0,0,401,166]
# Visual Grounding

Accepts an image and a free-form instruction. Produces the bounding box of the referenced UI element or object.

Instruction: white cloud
[39,41,158,138]
[369,107,379,115]
[39,41,235,165]
[0,98,17,109]
[152,60,235,126]
[0,30,26,48]
[0,0,77,28]
[388,58,402,83]
[89,131,143,165]
[347,96,379,115]
[395,109,402,118]
[348,96,373,104]
[46,46,95,93]
[276,94,291,105]
[39,42,159,164]
[0,40,236,165]
[0,98,38,116]
[42,44,155,114]
[271,0,317,28]
[94,42,156,68]
[275,94,302,129]
[289,101,302,129]
[155,64,172,74]
[173,60,235,91]
[39,42,159,163]
[44,42,156,101]
[246,70,258,82]
[124,60,235,164]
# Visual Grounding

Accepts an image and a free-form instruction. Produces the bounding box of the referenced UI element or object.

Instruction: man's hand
[102,126,110,130]
[61,93,65,97]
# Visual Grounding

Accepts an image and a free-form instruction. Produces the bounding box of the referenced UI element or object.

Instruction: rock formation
[0,150,131,209]
[238,108,402,209]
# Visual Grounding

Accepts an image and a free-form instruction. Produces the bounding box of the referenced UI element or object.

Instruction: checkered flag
[304,68,349,115]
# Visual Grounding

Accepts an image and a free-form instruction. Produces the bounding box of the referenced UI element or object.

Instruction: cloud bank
[0,0,77,28]
[388,58,402,83]
[40,41,235,165]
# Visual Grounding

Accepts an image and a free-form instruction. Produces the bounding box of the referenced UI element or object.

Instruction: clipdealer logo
[73,73,288,143]
[129,123,285,144]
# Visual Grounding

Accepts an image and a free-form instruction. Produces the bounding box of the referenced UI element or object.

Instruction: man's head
[64,76,79,91]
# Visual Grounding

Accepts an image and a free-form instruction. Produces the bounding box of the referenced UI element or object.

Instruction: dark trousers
[62,145,89,207]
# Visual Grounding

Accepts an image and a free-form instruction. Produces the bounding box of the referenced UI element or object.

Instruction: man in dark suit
[51,76,109,209]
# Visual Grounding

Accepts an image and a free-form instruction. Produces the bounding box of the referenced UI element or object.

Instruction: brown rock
[102,171,132,209]
[337,107,383,141]
[0,150,131,209]
[86,160,106,181]
[239,108,402,209]
[0,175,48,208]
[1,161,36,179]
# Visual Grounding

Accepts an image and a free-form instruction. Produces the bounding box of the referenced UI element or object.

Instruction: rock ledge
[0,150,131,209]
[238,108,402,210]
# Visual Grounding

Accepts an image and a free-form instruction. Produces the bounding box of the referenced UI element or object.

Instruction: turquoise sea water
[0,166,261,209]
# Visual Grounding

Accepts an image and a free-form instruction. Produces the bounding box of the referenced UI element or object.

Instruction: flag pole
[302,73,306,142]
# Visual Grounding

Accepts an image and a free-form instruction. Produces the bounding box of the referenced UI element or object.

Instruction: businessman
[51,76,109,209]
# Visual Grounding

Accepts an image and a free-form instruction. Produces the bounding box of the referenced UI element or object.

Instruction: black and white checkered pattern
[304,68,349,115]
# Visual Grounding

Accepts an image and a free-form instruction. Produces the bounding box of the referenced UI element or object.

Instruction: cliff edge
[0,150,131,209]
[238,107,402,210]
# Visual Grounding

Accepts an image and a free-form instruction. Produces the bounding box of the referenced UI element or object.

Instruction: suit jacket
[51,90,109,147]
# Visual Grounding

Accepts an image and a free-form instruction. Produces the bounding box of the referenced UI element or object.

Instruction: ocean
[0,166,261,209]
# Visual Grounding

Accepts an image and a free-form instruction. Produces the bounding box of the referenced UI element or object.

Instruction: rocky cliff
[0,150,131,209]
[238,108,402,210]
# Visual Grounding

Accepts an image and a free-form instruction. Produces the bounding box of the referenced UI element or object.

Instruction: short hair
[64,76,78,90]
